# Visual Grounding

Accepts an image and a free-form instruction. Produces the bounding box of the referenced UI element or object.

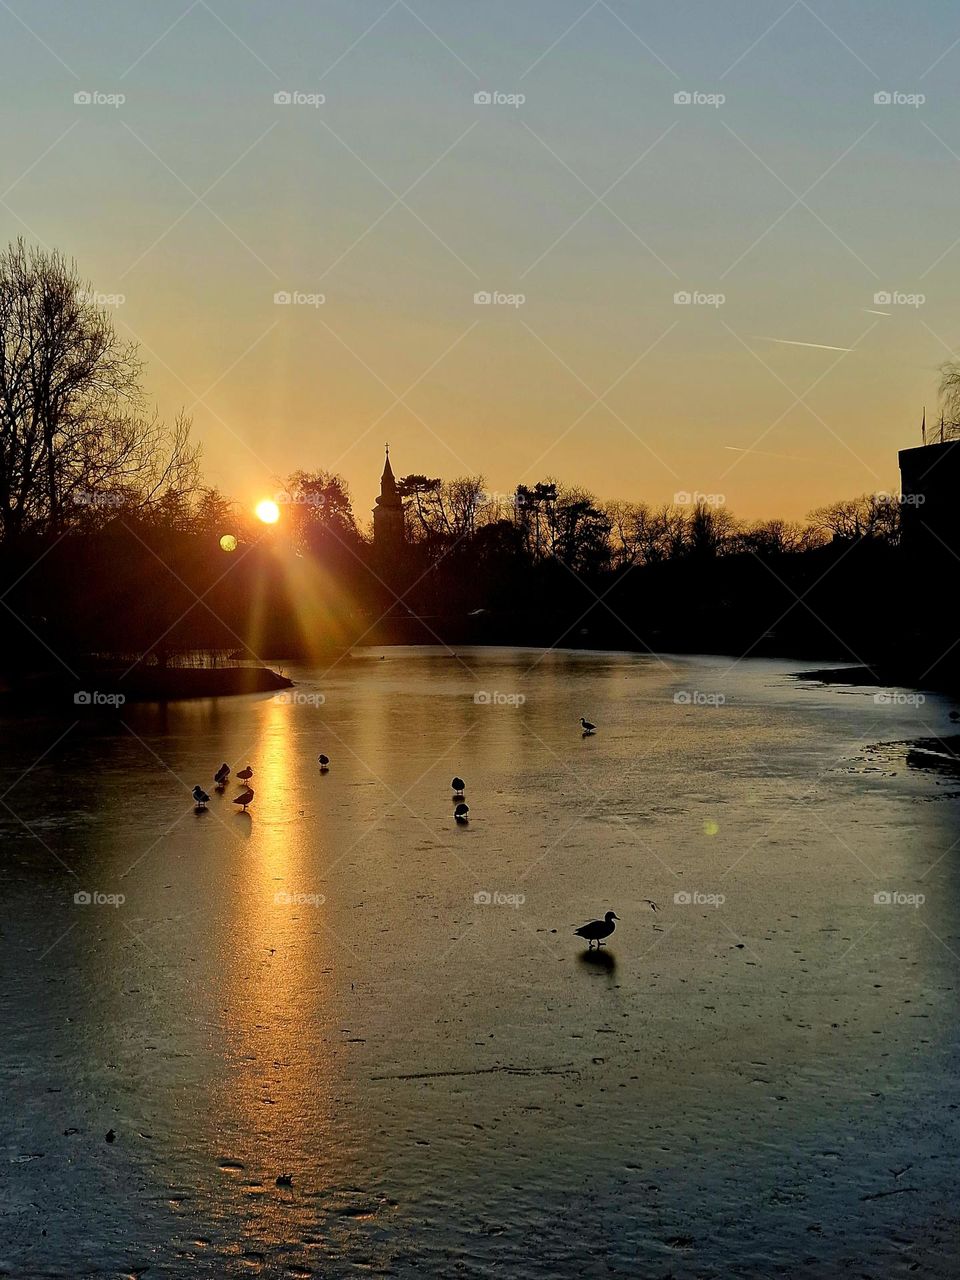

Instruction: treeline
[0,239,918,672]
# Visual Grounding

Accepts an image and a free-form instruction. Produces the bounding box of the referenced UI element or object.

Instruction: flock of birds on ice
[188,714,643,951]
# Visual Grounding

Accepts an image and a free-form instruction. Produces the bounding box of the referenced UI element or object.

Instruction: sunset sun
[255,499,280,525]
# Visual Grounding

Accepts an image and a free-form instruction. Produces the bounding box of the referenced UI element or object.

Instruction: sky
[2,0,959,523]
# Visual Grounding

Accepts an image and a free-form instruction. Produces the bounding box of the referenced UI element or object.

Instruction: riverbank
[0,663,292,709]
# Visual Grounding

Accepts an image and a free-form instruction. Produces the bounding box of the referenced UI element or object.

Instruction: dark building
[372,445,405,565]
[898,438,960,563]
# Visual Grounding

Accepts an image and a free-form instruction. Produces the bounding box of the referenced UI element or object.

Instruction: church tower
[372,445,405,563]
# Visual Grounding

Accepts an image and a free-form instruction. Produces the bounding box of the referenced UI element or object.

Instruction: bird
[237,764,254,782]
[574,910,618,949]
[580,717,596,735]
[192,785,210,808]
[233,787,254,812]
[214,763,229,784]
[318,754,330,771]
[454,802,469,823]
[451,776,465,796]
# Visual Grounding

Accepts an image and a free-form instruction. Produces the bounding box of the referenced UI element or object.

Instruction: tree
[281,469,359,552]
[807,494,899,545]
[0,238,199,543]
[937,361,960,438]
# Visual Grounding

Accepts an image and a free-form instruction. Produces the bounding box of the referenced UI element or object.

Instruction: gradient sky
[2,0,959,522]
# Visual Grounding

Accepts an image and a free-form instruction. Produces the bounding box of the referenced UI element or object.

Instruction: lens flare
[219,533,238,552]
[256,499,280,525]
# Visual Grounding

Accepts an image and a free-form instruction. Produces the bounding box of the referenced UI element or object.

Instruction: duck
[318,754,330,771]
[580,717,596,735]
[192,786,210,809]
[574,910,618,949]
[236,764,254,782]
[233,787,254,812]
[454,802,469,823]
[214,763,229,784]
[451,777,465,796]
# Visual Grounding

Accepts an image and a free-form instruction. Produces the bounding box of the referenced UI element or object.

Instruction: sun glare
[256,499,280,525]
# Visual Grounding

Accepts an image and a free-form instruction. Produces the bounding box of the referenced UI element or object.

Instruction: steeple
[380,443,398,499]
[373,443,404,562]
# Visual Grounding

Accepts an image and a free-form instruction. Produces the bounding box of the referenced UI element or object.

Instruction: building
[898,438,960,563]
[372,445,405,564]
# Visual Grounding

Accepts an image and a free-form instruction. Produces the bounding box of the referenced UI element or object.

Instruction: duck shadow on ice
[578,949,616,973]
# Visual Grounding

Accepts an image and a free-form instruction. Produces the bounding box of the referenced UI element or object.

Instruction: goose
[574,910,618,948]
[580,717,596,735]
[192,786,210,808]
[454,802,469,823]
[236,765,254,782]
[233,787,254,812]
[451,777,465,796]
[318,754,330,771]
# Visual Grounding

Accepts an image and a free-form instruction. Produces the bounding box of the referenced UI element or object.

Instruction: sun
[255,499,280,524]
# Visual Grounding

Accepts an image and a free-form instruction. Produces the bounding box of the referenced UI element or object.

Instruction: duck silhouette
[574,910,618,949]
[192,786,210,809]
[236,764,254,783]
[454,802,469,823]
[451,777,465,796]
[318,754,330,771]
[580,717,596,735]
[233,787,254,812]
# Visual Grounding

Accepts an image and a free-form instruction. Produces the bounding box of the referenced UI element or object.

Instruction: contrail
[753,337,853,352]
[863,308,891,316]
[724,447,808,461]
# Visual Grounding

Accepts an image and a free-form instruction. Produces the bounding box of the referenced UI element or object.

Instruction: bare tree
[0,239,199,542]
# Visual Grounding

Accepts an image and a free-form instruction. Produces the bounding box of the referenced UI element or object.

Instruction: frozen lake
[2,647,959,1278]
